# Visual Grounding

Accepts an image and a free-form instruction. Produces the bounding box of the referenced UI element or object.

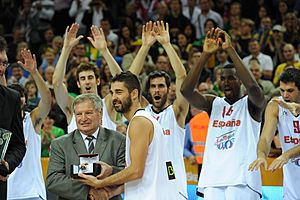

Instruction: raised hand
[88,25,107,52]
[218,29,232,50]
[155,21,170,45]
[248,157,268,171]
[272,98,300,116]
[142,21,157,47]
[203,28,221,54]
[17,49,37,73]
[63,23,83,50]
[268,154,289,172]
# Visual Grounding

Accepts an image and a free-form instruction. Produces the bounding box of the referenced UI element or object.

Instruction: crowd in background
[1,0,300,157]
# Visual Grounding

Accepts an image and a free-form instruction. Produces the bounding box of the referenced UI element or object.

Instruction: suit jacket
[46,127,125,200]
[0,85,26,200]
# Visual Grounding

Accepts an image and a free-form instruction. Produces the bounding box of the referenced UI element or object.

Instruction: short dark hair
[111,71,141,96]
[8,83,28,102]
[76,63,100,81]
[25,80,38,97]
[10,62,22,70]
[279,68,300,90]
[223,63,235,69]
[0,36,7,52]
[204,18,217,29]
[146,70,171,92]
[249,38,259,44]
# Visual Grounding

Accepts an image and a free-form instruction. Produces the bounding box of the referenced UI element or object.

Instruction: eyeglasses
[0,60,9,68]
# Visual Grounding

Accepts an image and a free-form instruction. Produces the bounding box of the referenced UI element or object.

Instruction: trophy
[0,128,12,176]
[71,154,101,178]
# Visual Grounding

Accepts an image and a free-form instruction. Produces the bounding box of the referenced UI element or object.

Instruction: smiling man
[249,68,300,200]
[181,28,266,200]
[46,93,125,200]
[79,72,179,199]
[53,23,124,133]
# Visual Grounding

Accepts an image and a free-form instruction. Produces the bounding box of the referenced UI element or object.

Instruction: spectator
[149,1,168,22]
[40,111,65,157]
[7,62,28,86]
[283,12,300,44]
[273,43,300,86]
[82,0,113,34]
[68,0,91,35]
[182,0,201,39]
[198,0,224,37]
[24,79,40,112]
[243,38,274,80]
[100,18,119,50]
[275,0,290,25]
[269,24,287,67]
[255,16,273,54]
[241,58,275,100]
[44,65,55,87]
[165,0,191,42]
[236,18,255,58]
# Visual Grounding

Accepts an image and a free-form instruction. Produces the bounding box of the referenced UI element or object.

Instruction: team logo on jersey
[163,129,171,135]
[212,119,241,128]
[166,161,176,180]
[215,130,235,150]
[291,158,300,167]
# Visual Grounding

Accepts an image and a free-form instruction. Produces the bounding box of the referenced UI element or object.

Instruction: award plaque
[0,128,12,161]
[71,154,101,178]
[0,128,12,176]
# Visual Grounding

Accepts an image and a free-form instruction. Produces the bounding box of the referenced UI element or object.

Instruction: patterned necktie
[86,136,95,153]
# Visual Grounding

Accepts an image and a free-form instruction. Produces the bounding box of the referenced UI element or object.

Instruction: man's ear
[77,81,81,89]
[131,88,139,100]
[96,78,100,86]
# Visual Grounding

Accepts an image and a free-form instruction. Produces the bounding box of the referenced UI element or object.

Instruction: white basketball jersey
[124,110,179,200]
[277,102,300,200]
[197,96,262,196]
[145,105,188,198]
[8,112,46,200]
[68,98,116,133]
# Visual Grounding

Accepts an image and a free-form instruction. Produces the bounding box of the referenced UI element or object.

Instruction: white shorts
[203,185,260,200]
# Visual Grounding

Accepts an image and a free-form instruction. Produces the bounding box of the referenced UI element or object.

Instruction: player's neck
[124,103,142,121]
[152,103,169,113]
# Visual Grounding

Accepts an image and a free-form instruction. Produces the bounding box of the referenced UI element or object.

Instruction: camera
[70,154,101,178]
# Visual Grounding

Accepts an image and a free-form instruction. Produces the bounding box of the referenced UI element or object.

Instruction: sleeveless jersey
[145,105,188,198]
[124,110,179,200]
[68,98,116,133]
[277,101,300,200]
[7,112,46,200]
[197,96,262,196]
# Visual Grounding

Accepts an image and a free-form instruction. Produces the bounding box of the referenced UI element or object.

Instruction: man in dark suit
[0,36,26,200]
[46,93,125,200]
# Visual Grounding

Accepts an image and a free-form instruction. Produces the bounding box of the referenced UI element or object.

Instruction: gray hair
[72,93,103,113]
